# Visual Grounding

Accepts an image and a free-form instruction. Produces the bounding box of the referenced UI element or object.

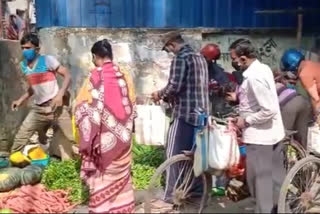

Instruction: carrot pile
[0,184,76,213]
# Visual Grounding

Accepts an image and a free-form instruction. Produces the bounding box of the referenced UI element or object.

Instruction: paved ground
[72,190,255,213]
[204,197,254,213]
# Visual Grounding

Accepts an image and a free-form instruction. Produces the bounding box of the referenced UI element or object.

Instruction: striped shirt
[20,55,60,105]
[159,44,209,126]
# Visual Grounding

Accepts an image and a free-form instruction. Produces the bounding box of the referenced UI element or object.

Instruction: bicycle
[143,113,307,213]
[278,153,320,213]
[143,114,237,213]
[143,151,213,213]
[282,130,307,172]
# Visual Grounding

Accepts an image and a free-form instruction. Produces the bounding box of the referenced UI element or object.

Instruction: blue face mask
[22,49,37,61]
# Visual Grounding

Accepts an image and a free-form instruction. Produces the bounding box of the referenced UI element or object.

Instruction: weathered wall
[38,28,316,102]
[38,28,202,102]
[0,40,28,155]
[203,31,315,72]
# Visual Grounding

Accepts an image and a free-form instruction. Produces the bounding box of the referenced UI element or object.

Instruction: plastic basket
[31,155,50,167]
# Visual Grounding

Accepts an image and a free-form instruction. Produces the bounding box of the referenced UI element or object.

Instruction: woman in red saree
[75,39,135,213]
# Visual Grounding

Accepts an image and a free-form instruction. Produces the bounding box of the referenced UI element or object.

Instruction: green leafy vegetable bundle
[41,159,89,204]
[41,139,165,201]
[132,140,165,190]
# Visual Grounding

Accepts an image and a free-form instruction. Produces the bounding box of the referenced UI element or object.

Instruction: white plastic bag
[134,105,167,146]
[208,119,240,170]
[308,124,320,154]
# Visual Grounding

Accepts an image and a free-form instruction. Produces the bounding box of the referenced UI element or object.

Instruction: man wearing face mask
[151,32,209,203]
[231,61,245,85]
[10,33,75,160]
[226,39,285,213]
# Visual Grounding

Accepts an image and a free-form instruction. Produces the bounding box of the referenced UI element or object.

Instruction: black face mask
[231,61,241,71]
[232,70,244,85]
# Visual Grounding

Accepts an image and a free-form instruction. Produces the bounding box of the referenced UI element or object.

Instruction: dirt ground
[72,190,255,213]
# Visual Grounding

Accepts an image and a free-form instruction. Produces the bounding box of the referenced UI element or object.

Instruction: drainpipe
[0,0,3,39]
[25,0,30,33]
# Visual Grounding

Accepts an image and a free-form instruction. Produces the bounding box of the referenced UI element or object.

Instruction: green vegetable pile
[41,139,165,203]
[41,158,89,204]
[132,139,165,190]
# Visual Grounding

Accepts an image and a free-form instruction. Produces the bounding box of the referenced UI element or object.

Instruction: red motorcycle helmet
[201,43,221,61]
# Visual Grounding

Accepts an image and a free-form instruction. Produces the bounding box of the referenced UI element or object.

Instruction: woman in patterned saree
[75,39,136,213]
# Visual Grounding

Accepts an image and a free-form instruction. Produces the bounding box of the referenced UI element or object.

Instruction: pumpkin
[21,165,44,185]
[9,152,30,168]
[0,168,22,192]
[28,146,47,160]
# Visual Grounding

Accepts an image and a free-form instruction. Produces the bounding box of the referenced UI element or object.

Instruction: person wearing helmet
[201,43,229,85]
[281,49,320,118]
[201,43,236,116]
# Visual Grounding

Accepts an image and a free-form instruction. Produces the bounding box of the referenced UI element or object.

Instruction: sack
[0,167,23,192]
[307,124,320,154]
[20,165,44,185]
[134,105,167,146]
[193,127,209,177]
[208,119,240,170]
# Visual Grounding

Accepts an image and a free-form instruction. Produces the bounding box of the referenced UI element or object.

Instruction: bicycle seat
[285,130,298,137]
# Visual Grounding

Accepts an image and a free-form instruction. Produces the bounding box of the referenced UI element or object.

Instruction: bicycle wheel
[144,154,212,213]
[283,139,307,172]
[278,156,320,213]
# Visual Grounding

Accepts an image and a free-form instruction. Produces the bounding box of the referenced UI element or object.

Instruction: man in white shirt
[226,39,285,213]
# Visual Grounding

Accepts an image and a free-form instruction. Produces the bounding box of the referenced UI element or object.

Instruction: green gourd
[0,168,22,192]
[21,165,44,185]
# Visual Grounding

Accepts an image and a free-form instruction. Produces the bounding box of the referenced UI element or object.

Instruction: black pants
[164,119,202,202]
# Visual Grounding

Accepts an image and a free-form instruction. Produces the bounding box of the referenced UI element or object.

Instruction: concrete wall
[38,28,316,103]
[38,28,203,102]
[0,40,28,155]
